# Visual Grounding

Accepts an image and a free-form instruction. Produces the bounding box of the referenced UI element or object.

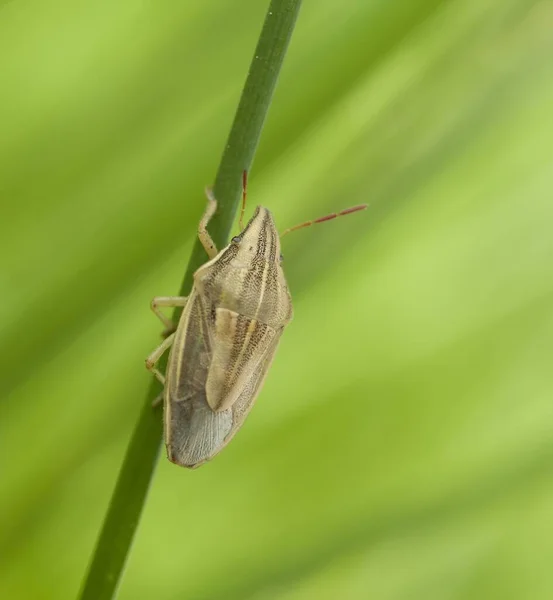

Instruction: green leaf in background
[1,1,552,599]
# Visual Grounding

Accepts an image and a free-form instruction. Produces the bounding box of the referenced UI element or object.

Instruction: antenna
[281,204,368,237]
[239,170,248,231]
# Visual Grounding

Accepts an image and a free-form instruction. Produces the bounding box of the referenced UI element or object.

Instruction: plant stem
[78,1,303,599]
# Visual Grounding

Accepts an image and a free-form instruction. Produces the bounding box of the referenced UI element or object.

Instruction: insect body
[146,178,366,468]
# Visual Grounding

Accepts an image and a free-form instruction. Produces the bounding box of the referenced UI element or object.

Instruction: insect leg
[152,392,164,409]
[145,332,176,384]
[199,188,219,259]
[150,296,188,335]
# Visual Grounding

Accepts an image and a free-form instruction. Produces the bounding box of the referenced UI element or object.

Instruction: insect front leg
[150,296,188,336]
[199,188,219,259]
[145,332,176,385]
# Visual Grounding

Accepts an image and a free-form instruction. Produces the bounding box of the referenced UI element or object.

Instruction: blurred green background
[2,0,553,598]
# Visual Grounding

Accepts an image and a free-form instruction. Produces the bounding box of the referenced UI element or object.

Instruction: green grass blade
[78,1,303,598]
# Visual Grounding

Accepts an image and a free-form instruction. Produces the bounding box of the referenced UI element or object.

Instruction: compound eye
[231,236,241,244]
[279,253,284,263]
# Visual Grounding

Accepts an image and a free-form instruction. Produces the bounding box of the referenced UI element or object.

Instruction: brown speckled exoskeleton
[146,174,367,468]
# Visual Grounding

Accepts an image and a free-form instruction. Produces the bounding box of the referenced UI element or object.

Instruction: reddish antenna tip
[342,204,368,215]
[281,203,369,237]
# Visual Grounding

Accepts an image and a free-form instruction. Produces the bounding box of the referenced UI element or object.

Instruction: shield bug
[146,172,367,468]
